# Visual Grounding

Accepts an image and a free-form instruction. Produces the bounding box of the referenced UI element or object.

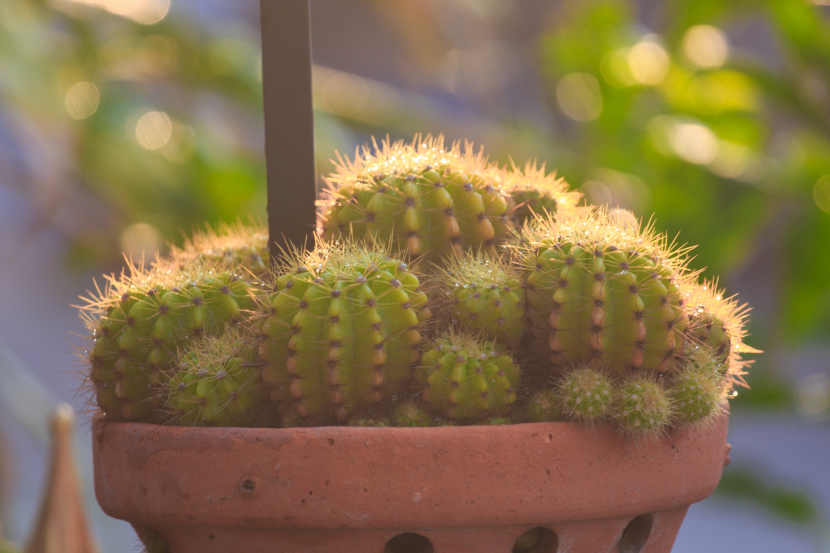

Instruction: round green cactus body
[614,378,673,436]
[319,135,515,265]
[515,211,691,376]
[558,367,612,423]
[259,242,431,425]
[670,346,724,424]
[166,330,267,427]
[525,389,563,422]
[85,265,257,422]
[393,400,432,427]
[502,161,583,227]
[416,331,520,422]
[441,251,526,347]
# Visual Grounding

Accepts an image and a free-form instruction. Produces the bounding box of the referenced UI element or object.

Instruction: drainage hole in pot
[383,532,434,553]
[240,479,255,492]
[513,527,558,553]
[618,514,653,553]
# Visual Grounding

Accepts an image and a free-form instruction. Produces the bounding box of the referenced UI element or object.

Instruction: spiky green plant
[613,377,673,437]
[393,399,432,427]
[557,367,612,424]
[501,161,583,227]
[80,262,257,422]
[514,210,693,376]
[165,328,267,427]
[439,251,527,346]
[524,389,563,422]
[416,330,520,422]
[258,241,432,425]
[164,221,269,276]
[669,345,726,425]
[319,135,515,265]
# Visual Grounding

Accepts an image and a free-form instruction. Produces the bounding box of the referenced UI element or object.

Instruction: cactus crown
[164,220,269,275]
[501,160,583,224]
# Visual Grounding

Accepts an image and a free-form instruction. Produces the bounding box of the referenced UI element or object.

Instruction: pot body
[93,415,730,553]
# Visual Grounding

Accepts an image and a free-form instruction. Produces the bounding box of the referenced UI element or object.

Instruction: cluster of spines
[319,135,515,265]
[439,251,527,347]
[162,220,269,276]
[258,241,432,425]
[416,330,520,422]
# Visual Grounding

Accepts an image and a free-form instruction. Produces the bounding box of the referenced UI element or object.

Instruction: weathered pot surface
[93,413,730,553]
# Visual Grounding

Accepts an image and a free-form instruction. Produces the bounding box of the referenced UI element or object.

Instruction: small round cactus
[347,418,391,427]
[165,329,267,427]
[439,251,527,347]
[614,378,673,437]
[258,241,432,424]
[514,210,692,375]
[393,400,432,427]
[319,135,515,265]
[670,346,725,424]
[501,160,583,227]
[558,367,612,424]
[416,330,520,423]
[524,389,563,422]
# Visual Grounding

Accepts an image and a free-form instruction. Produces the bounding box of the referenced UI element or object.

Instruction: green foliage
[717,468,819,525]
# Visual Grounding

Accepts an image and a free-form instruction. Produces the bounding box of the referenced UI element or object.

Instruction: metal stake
[260,0,317,261]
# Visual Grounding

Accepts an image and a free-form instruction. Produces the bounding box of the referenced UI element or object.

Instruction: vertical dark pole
[260,0,317,261]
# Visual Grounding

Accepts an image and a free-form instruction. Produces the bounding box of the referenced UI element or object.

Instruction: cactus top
[514,210,695,375]
[319,135,515,265]
[500,161,583,227]
[163,221,269,276]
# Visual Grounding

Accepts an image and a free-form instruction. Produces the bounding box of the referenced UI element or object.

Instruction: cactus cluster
[78,135,757,438]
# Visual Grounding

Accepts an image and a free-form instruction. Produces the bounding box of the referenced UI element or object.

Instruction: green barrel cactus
[416,331,520,422]
[669,345,725,424]
[165,328,267,427]
[514,210,692,375]
[258,241,432,425]
[502,161,583,227]
[614,377,673,437]
[439,251,527,347]
[82,264,257,422]
[319,135,515,265]
[557,367,612,424]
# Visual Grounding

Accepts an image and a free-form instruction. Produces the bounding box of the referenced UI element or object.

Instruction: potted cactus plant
[85,135,756,553]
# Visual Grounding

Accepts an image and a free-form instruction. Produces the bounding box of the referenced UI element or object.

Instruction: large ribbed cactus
[415,330,520,422]
[439,251,527,347]
[82,264,257,422]
[514,211,692,375]
[501,161,583,227]
[258,242,432,425]
[319,135,515,265]
[165,328,267,427]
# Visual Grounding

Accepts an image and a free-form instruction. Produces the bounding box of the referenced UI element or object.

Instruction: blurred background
[0,0,829,551]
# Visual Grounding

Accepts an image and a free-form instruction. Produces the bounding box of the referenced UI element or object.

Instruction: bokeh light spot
[814,175,830,213]
[120,222,162,262]
[65,82,100,120]
[136,111,173,150]
[670,123,718,165]
[682,25,729,69]
[627,41,669,85]
[556,73,603,121]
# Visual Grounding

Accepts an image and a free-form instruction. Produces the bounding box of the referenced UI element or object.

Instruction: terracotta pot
[93,414,730,553]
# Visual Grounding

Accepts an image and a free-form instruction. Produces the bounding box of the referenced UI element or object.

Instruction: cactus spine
[557,367,612,424]
[319,135,515,265]
[614,378,673,437]
[515,211,692,375]
[416,331,520,422]
[258,242,431,424]
[524,389,563,422]
[439,251,527,347]
[501,161,583,227]
[164,221,269,276]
